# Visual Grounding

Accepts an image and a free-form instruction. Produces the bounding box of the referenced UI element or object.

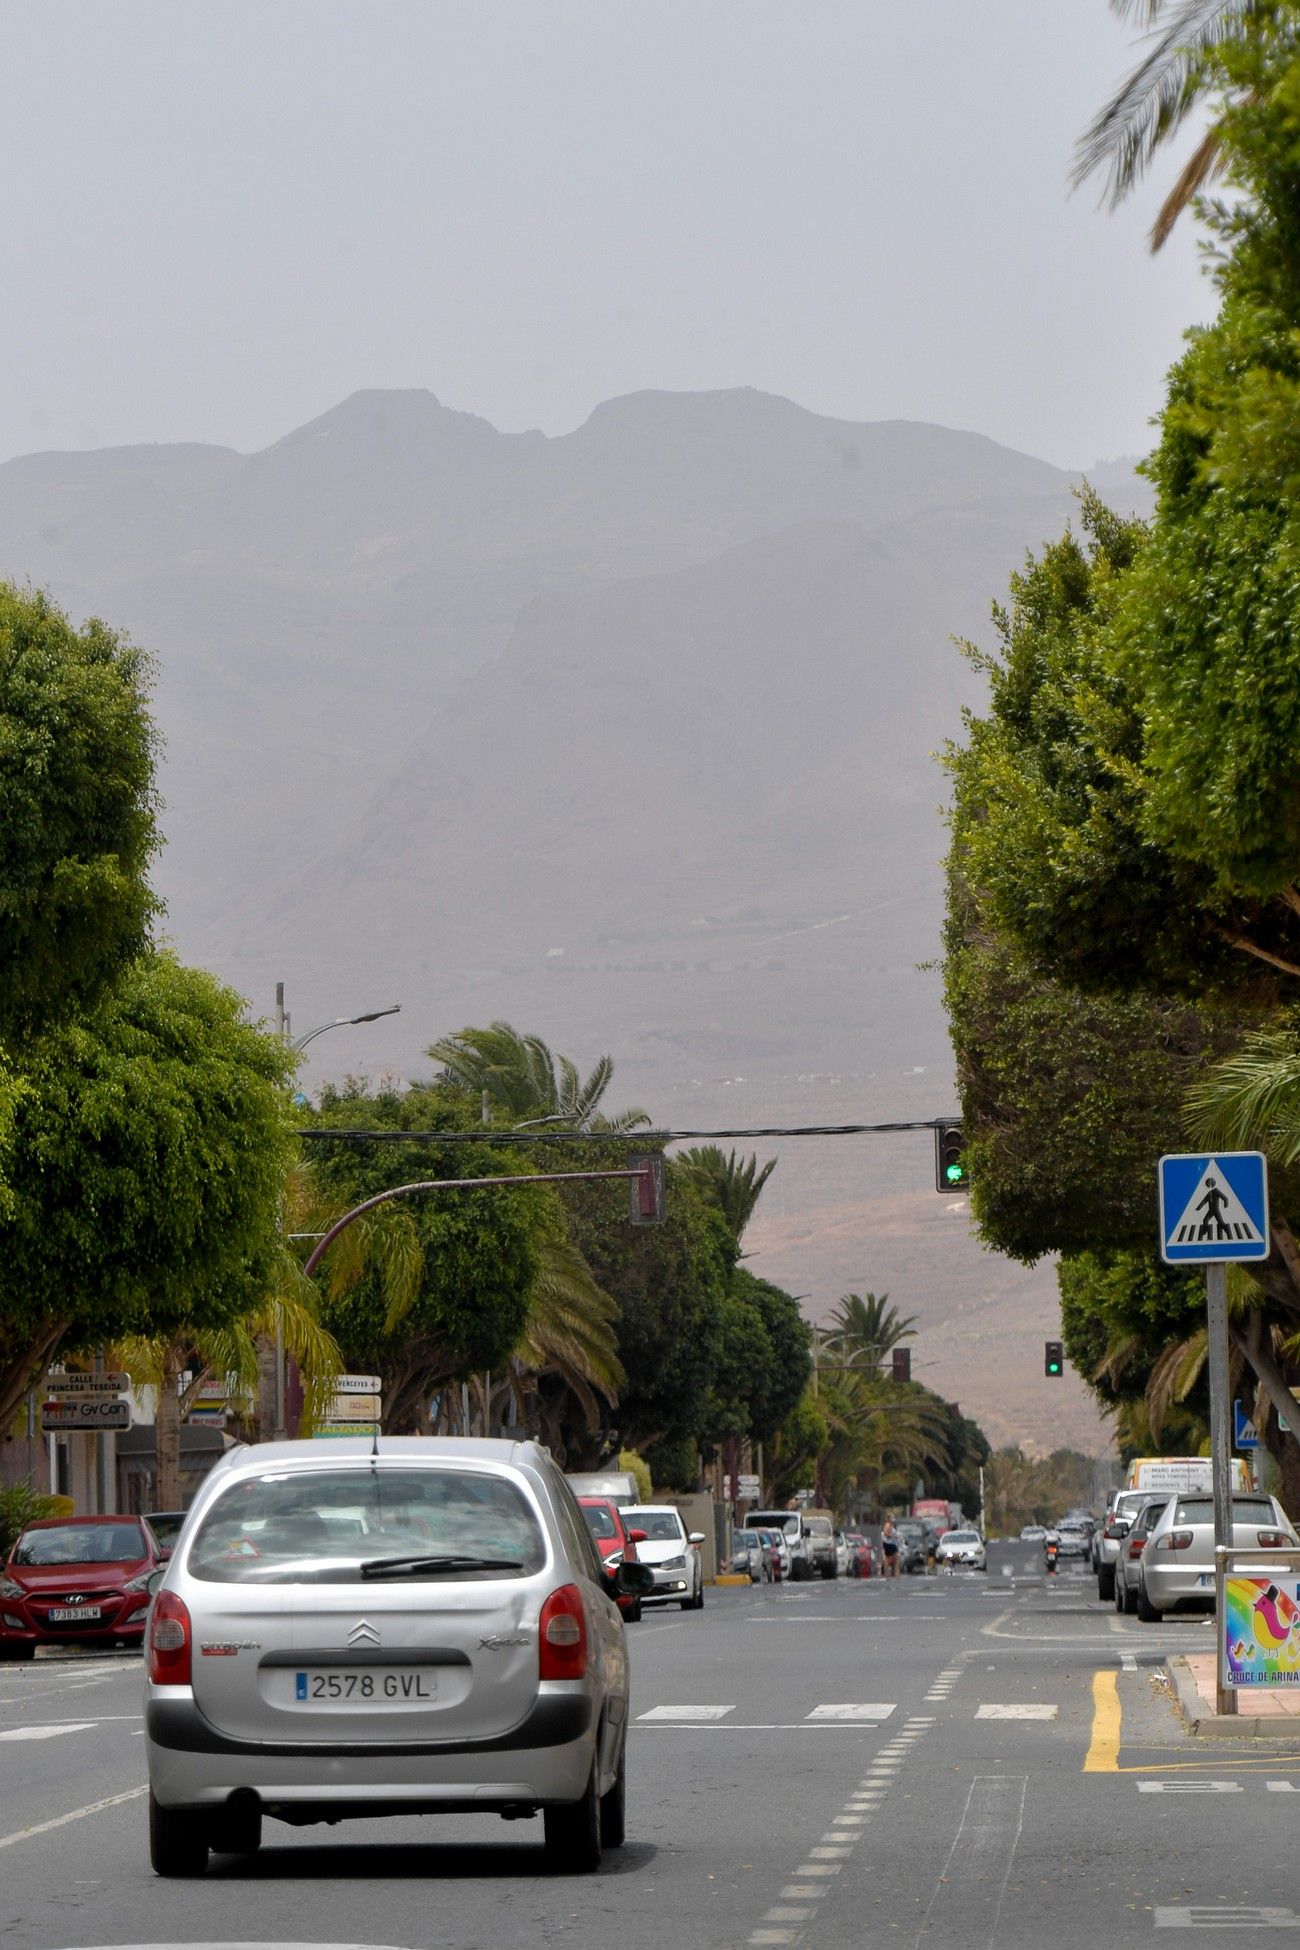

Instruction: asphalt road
[1,1541,1297,1949]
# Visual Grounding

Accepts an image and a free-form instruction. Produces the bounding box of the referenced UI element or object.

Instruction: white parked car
[935,1528,987,1571]
[621,1506,705,1610]
[143,1437,654,1877]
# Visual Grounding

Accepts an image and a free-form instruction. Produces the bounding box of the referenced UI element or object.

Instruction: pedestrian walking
[880,1516,902,1578]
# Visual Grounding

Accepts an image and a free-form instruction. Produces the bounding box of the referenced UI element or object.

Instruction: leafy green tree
[305,1082,557,1433]
[0,584,159,1040]
[0,954,294,1432]
[426,1022,648,1131]
[946,6,1300,1502]
[559,1153,731,1454]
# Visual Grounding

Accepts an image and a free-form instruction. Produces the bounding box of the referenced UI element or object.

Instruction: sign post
[1159,1150,1270,1718]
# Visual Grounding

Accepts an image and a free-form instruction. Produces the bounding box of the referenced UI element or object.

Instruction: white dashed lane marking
[745,1698,937,1946]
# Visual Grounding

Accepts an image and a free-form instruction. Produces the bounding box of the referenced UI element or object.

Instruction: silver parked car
[144,1437,653,1878]
[1136,1491,1299,1621]
[1096,1489,1156,1602]
[621,1506,705,1609]
[1113,1495,1173,1614]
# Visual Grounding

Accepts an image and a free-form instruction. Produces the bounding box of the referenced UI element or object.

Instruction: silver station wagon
[144,1437,653,1877]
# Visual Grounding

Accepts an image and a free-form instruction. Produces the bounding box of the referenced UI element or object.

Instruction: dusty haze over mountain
[0,387,1149,1453]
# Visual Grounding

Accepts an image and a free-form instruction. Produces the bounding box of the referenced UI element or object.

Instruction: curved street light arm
[302,1167,648,1282]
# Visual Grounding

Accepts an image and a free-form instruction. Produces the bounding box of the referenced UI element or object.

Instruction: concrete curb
[713,1573,751,1587]
[1166,1655,1300,1738]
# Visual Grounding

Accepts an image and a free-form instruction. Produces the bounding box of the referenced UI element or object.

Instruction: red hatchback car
[578,1496,647,1622]
[0,1515,165,1660]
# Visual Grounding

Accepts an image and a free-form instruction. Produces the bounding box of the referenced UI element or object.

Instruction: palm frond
[1071,0,1252,211]
[1184,1031,1300,1162]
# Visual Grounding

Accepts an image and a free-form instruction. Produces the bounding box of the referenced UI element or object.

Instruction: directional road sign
[46,1372,131,1396]
[1233,1400,1260,1450]
[41,1398,131,1431]
[1158,1151,1270,1264]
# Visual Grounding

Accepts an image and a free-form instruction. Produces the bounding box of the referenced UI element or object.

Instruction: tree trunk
[255,1332,278,1444]
[0,1321,71,1437]
[155,1342,183,1510]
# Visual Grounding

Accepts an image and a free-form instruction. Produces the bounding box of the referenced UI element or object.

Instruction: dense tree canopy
[0,584,158,1041]
[306,1082,557,1432]
[0,954,294,1430]
[945,4,1300,1504]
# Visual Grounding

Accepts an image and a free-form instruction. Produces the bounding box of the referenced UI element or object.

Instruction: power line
[298,1119,956,1144]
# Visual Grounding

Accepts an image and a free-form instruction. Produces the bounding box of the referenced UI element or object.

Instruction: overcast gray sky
[3,2,1209,469]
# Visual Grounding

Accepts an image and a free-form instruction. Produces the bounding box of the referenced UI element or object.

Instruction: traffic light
[934,1122,966,1193]
[629,1154,666,1224]
[1045,1339,1064,1378]
[892,1347,911,1384]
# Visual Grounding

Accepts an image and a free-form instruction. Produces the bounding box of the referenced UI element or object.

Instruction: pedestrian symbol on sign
[1158,1152,1269,1265]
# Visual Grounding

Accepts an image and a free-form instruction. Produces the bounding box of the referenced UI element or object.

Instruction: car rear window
[13,1522,147,1565]
[1172,1497,1275,1526]
[187,1467,547,1583]
[580,1504,618,1541]
[946,1532,979,1545]
[627,1511,684,1542]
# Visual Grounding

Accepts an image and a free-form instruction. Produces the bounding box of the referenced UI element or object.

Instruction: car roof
[623,1504,680,1515]
[213,1436,550,1469]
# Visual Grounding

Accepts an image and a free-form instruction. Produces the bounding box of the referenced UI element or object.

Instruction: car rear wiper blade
[359,1553,525,1579]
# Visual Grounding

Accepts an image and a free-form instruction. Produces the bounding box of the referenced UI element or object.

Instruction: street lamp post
[269,984,401,1440]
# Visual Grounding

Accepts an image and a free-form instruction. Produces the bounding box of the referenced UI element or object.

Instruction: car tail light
[539,1583,587,1681]
[1257,1531,1289,1548]
[1155,1531,1194,1552]
[1128,1537,1147,1559]
[146,1589,192,1686]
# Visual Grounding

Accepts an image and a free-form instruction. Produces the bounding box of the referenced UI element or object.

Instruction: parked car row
[729,1524,875,1581]
[1107,1488,1298,1621]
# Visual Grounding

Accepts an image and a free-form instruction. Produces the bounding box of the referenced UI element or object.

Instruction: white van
[1125,1457,1253,1495]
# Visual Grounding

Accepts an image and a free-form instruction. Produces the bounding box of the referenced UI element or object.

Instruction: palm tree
[476,1229,626,1462]
[675,1147,776,1244]
[1072,1,1256,250]
[113,1285,346,1510]
[427,1022,649,1131]
[821,1292,917,1372]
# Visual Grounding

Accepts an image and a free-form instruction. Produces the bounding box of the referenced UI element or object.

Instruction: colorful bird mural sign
[1225,1578,1300,1686]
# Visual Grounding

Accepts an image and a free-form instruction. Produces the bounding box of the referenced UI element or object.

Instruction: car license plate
[1197,1573,1214,1587]
[294,1669,437,1703]
[48,1606,101,1621]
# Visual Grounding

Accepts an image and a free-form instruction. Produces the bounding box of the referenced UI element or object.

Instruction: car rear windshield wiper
[359,1553,525,1579]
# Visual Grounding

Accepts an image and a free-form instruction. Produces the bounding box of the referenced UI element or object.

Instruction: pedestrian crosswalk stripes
[635,1700,897,1726]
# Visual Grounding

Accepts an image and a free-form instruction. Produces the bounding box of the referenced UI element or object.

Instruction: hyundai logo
[347,1618,381,1646]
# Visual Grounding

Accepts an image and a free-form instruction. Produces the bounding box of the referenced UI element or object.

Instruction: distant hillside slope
[0,387,1129,1454]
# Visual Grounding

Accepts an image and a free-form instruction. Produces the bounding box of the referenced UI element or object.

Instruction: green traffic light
[1047,1359,1061,1374]
[944,1162,964,1183]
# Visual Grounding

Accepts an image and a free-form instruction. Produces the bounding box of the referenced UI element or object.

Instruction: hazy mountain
[0,387,1120,1454]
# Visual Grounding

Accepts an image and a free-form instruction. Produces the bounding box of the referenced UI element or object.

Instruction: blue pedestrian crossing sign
[1234,1399,1260,1450]
[1158,1151,1270,1265]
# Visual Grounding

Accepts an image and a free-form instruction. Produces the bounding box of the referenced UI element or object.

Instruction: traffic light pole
[300,1165,660,1284]
[1205,1259,1236,1717]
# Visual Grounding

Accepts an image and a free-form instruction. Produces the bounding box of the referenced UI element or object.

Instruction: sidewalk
[1169,1653,1300,1736]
